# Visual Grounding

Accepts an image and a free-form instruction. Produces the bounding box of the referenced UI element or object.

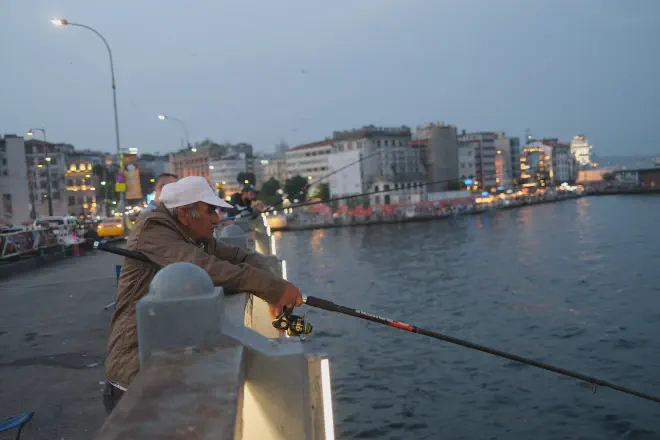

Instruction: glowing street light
[157,113,195,151]
[52,17,127,230]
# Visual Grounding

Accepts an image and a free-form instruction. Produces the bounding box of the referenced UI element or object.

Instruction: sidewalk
[0,250,123,440]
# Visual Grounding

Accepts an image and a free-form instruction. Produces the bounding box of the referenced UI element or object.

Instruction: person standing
[141,173,178,214]
[103,176,303,413]
[226,183,260,218]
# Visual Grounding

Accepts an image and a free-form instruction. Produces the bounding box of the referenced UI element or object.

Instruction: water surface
[277,196,660,440]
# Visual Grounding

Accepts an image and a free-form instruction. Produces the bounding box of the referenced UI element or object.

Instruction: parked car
[97,217,125,238]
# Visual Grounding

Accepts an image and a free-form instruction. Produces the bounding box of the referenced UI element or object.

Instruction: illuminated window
[80,163,86,171]
[70,164,76,171]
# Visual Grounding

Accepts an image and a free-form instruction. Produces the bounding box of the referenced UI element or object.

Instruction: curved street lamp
[52,17,126,227]
[157,113,196,152]
[26,127,53,216]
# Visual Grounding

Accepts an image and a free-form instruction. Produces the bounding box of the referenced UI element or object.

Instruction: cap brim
[201,194,234,209]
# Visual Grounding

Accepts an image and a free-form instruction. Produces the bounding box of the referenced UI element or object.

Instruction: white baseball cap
[160,176,234,209]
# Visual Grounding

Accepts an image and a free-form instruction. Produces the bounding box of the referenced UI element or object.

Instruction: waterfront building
[209,153,254,198]
[0,135,30,225]
[328,150,364,200]
[285,140,332,183]
[413,123,458,192]
[570,135,593,167]
[509,137,522,186]
[65,151,105,219]
[520,140,578,189]
[168,142,254,183]
[457,131,513,191]
[614,168,660,188]
[457,141,476,187]
[331,125,425,205]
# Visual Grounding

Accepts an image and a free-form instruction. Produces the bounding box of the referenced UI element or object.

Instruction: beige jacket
[105,204,288,388]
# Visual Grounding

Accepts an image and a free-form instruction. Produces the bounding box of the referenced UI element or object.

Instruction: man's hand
[252,200,265,214]
[279,282,304,309]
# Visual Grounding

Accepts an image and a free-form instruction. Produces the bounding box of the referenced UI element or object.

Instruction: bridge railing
[0,228,62,260]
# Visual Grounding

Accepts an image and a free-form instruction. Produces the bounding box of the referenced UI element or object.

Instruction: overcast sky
[1,1,658,156]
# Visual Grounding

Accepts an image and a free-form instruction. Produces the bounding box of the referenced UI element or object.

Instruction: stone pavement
[0,250,123,440]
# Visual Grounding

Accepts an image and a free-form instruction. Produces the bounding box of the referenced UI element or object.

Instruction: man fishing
[226,183,263,218]
[103,176,303,413]
[141,172,178,214]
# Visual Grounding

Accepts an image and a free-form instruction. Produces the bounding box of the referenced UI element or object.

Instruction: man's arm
[213,238,276,274]
[136,220,287,305]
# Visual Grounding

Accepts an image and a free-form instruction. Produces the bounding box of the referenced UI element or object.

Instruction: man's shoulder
[229,193,242,204]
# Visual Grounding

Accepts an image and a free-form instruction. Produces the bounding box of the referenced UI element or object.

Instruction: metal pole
[65,22,126,231]
[170,116,191,149]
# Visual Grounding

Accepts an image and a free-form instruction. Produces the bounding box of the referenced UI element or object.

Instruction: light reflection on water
[276,196,660,439]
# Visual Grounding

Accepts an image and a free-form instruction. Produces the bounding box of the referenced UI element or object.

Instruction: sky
[1,0,659,156]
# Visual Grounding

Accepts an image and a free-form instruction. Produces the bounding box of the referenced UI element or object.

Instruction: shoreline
[272,193,586,232]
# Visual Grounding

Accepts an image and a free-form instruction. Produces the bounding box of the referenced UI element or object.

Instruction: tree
[237,171,256,186]
[284,175,309,203]
[260,178,281,205]
[311,183,330,202]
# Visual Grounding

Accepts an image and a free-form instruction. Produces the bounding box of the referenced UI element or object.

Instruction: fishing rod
[224,150,381,221]
[92,240,659,405]
[271,166,533,214]
[301,295,660,404]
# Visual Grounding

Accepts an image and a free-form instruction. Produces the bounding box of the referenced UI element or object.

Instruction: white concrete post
[136,262,225,366]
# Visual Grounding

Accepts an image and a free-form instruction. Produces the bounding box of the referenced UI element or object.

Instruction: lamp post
[157,114,196,152]
[26,128,53,216]
[52,17,126,230]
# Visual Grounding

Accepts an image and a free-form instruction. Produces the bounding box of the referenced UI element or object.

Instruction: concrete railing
[95,217,334,440]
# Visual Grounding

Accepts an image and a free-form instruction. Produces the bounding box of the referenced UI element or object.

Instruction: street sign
[115,173,126,183]
[115,182,127,192]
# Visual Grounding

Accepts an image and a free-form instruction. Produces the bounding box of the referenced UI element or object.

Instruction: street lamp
[157,113,196,152]
[52,17,126,230]
[26,127,53,216]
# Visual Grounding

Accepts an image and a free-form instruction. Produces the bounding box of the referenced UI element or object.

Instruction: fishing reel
[271,307,313,340]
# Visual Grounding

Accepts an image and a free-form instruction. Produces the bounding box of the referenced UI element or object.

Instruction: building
[330,125,424,205]
[0,135,30,225]
[521,140,578,189]
[327,150,364,200]
[168,142,254,183]
[262,157,288,185]
[614,168,660,188]
[570,135,592,168]
[413,123,458,192]
[509,137,522,185]
[275,141,289,157]
[23,139,74,218]
[457,141,477,186]
[285,140,332,182]
[65,151,104,219]
[168,150,211,182]
[458,131,513,191]
[546,141,577,184]
[209,153,254,198]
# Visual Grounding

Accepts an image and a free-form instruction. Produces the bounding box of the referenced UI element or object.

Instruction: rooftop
[289,140,332,151]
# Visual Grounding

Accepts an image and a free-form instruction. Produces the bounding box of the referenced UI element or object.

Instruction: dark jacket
[105,204,288,388]
[225,193,252,217]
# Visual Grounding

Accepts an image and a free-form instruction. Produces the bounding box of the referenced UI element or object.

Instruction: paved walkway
[0,250,123,439]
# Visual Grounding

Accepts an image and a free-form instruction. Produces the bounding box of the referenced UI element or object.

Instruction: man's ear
[176,207,189,226]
